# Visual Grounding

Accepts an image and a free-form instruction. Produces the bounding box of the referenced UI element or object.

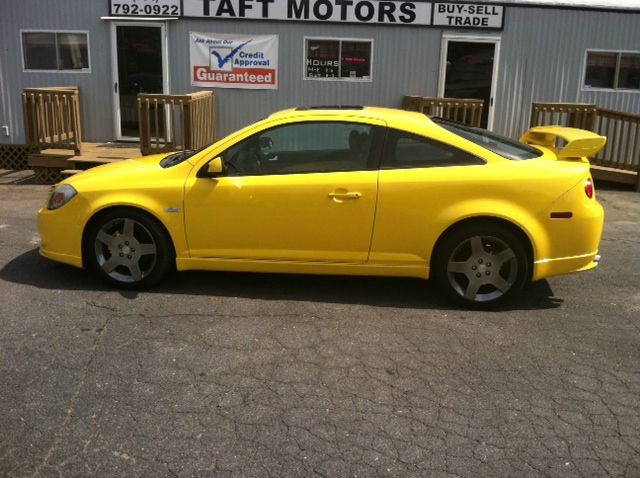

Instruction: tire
[85,209,174,288]
[432,223,529,309]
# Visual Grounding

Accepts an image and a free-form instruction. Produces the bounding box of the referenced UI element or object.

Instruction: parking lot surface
[1,178,639,478]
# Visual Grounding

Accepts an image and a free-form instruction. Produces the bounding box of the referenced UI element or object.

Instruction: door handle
[328,191,362,200]
[114,82,118,94]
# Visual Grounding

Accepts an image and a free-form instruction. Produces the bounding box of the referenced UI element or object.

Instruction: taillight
[584,178,594,199]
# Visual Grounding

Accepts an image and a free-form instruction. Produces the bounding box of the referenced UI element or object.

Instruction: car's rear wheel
[433,224,529,308]
[85,209,174,288]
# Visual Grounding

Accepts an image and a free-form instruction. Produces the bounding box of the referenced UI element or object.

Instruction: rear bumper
[531,192,604,281]
[533,250,599,280]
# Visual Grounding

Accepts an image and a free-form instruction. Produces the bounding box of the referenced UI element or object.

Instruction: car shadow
[1,249,563,311]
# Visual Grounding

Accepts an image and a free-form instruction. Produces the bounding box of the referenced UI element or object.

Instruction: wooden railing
[530,102,640,190]
[22,87,82,154]
[138,91,216,155]
[530,102,598,131]
[592,108,640,173]
[403,96,484,127]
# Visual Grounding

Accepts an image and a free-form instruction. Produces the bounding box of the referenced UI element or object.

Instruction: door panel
[183,171,378,262]
[183,119,383,263]
[370,165,489,267]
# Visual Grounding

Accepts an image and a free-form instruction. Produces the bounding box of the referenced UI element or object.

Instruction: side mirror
[198,157,224,178]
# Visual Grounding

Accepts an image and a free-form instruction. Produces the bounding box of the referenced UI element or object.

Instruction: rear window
[433,118,543,161]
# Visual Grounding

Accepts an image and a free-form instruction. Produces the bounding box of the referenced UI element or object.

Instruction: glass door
[112,23,166,140]
[439,36,500,129]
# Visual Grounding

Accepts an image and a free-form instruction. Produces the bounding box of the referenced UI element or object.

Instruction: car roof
[268,106,433,130]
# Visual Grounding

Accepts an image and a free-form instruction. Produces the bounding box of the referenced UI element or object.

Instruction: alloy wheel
[93,217,158,283]
[446,235,518,303]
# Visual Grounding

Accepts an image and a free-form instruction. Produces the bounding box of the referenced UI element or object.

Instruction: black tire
[84,209,174,288]
[432,223,529,309]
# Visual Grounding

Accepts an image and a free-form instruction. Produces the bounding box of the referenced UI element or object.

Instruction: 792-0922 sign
[109,0,181,17]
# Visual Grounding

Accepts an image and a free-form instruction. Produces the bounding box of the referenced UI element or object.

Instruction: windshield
[432,118,543,161]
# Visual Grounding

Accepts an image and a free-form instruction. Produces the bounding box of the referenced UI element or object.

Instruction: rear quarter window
[382,129,485,169]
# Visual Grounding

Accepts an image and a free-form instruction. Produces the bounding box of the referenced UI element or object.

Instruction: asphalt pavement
[0,173,639,477]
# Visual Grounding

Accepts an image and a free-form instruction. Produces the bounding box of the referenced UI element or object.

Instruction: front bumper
[38,200,87,269]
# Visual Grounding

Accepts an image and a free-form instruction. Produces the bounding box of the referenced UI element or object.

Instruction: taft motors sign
[184,0,432,25]
[190,33,278,89]
[182,0,504,29]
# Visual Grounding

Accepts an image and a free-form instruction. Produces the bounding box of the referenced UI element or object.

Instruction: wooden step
[71,157,126,165]
[28,154,73,168]
[70,157,127,170]
[25,142,146,184]
[39,148,77,156]
[591,164,638,186]
[61,169,82,177]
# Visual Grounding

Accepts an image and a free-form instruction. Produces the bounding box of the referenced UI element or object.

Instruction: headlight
[47,185,77,210]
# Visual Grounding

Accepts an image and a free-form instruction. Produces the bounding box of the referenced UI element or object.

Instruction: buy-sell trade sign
[181,0,505,29]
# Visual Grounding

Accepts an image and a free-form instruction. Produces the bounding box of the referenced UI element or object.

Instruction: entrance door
[439,36,500,129]
[111,23,167,140]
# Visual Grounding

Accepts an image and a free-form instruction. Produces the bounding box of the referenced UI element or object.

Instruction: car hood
[66,154,169,181]
[60,153,194,191]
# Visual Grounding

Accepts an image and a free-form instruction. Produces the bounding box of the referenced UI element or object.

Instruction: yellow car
[38,107,605,308]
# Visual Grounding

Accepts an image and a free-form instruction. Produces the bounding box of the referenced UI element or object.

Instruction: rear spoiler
[520,126,606,159]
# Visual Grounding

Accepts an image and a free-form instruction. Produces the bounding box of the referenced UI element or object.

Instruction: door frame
[437,34,501,130]
[110,21,169,141]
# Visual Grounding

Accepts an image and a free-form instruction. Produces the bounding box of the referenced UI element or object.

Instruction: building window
[22,31,90,72]
[304,38,373,81]
[584,50,640,91]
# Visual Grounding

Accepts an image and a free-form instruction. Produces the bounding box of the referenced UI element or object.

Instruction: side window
[223,122,376,176]
[22,31,90,71]
[382,130,484,169]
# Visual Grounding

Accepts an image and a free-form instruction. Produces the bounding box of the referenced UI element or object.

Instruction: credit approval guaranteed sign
[190,33,278,89]
[181,0,504,28]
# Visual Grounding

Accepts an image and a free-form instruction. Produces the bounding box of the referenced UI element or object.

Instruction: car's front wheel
[85,209,174,288]
[432,224,529,308]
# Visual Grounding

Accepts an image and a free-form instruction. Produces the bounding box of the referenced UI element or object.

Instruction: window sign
[190,32,278,89]
[584,50,640,91]
[305,38,372,81]
[109,0,181,17]
[22,31,90,72]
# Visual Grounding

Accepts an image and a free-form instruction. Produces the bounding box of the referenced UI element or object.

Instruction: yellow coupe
[38,107,605,308]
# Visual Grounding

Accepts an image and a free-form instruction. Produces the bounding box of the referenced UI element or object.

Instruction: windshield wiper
[160,150,193,168]
[160,145,209,169]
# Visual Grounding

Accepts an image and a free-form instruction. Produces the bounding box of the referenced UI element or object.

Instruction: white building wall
[0,0,639,143]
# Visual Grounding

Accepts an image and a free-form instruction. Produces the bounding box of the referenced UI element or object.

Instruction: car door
[183,119,385,263]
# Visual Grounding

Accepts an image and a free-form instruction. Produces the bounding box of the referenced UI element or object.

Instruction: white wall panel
[1,0,639,143]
